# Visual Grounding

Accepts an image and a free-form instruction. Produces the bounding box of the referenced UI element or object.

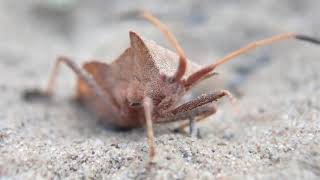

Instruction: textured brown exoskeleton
[24,12,320,163]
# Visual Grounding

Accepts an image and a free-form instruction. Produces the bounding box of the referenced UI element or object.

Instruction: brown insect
[24,12,320,163]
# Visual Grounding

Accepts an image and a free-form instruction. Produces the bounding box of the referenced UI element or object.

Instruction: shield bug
[24,12,320,163]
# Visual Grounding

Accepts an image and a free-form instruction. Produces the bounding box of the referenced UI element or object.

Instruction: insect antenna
[140,11,187,82]
[295,35,320,44]
[184,33,320,87]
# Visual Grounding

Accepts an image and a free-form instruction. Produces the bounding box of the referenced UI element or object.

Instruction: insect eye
[168,77,175,83]
[160,74,175,83]
[129,102,142,107]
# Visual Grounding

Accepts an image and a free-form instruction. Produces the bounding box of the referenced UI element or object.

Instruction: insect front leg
[171,90,234,115]
[157,90,234,136]
[188,116,196,137]
[158,103,217,137]
[143,97,156,163]
[175,104,217,137]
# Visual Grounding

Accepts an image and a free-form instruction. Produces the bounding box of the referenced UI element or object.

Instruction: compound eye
[160,73,175,83]
[129,101,142,108]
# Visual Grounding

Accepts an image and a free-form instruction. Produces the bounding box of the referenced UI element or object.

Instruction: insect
[24,12,320,163]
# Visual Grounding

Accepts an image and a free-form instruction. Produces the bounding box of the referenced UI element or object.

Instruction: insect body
[76,32,201,128]
[25,12,320,163]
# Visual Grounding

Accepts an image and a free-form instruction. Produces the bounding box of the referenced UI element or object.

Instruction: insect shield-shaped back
[130,31,202,82]
[128,31,203,103]
[128,31,159,80]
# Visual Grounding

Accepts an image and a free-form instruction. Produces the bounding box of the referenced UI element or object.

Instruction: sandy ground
[1,0,320,179]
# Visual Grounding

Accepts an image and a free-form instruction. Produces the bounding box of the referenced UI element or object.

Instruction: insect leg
[143,97,156,163]
[174,104,217,135]
[188,116,196,137]
[157,90,234,135]
[184,33,320,88]
[23,56,118,113]
[170,90,234,115]
[157,90,233,124]
[158,103,217,135]
[45,56,81,95]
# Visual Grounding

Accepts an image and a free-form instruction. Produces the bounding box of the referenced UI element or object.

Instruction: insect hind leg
[23,56,87,99]
[23,56,117,113]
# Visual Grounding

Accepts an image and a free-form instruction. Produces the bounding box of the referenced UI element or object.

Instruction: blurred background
[1,0,320,179]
